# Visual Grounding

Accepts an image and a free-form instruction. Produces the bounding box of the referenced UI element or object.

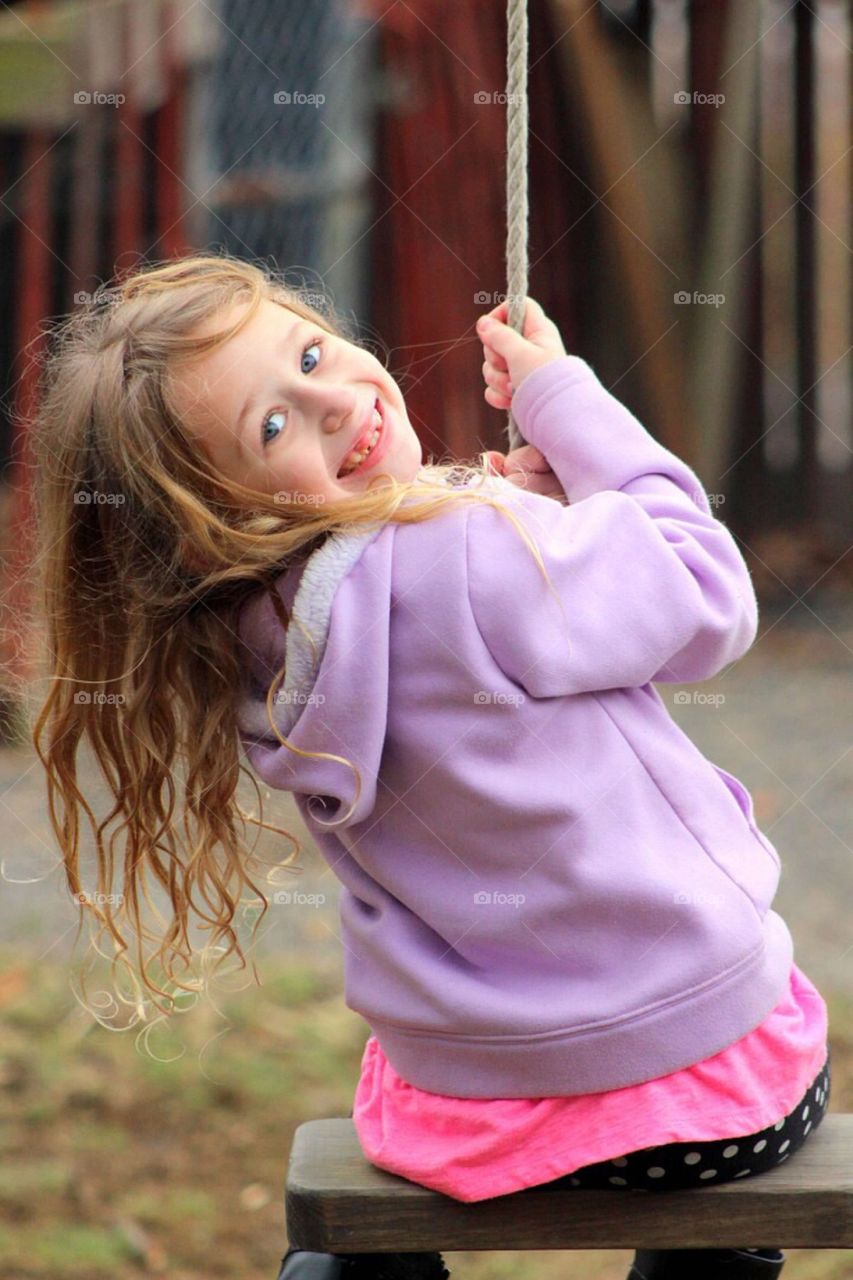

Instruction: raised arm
[466,331,757,696]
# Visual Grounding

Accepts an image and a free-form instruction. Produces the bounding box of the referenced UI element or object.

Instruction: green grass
[31,1225,136,1272]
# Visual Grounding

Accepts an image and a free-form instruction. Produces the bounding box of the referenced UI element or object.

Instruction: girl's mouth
[337,399,389,478]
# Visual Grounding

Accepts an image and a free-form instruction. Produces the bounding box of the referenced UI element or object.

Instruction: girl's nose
[322,410,350,433]
[298,381,357,432]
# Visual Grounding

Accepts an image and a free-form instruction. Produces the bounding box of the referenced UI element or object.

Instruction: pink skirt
[352,962,829,1202]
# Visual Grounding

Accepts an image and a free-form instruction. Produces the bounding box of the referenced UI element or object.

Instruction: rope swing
[505,0,529,451]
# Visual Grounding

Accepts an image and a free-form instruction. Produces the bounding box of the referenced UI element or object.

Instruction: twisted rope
[505,0,529,450]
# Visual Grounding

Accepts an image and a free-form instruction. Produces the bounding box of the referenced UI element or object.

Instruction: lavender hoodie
[235,355,793,1099]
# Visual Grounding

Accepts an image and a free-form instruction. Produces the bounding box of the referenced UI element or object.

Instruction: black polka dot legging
[541,1045,831,1193]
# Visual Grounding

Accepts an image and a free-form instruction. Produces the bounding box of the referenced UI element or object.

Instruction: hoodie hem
[361,911,794,1098]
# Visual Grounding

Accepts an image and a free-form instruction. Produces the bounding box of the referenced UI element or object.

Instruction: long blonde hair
[25,252,562,1027]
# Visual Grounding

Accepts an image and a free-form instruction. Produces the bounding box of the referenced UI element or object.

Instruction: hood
[235,520,393,828]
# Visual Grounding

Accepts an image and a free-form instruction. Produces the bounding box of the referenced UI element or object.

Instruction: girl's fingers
[504,469,567,501]
[481,341,509,374]
[505,444,548,472]
[482,360,513,394]
[479,296,555,345]
[484,298,511,325]
[484,385,512,410]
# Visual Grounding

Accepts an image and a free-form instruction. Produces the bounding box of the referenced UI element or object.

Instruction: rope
[505,0,529,451]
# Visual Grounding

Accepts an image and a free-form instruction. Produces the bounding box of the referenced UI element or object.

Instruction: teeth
[340,407,383,476]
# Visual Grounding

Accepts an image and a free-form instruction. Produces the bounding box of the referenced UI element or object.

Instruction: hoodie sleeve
[466,355,758,697]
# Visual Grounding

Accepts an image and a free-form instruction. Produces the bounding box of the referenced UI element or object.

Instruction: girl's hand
[477,296,566,409]
[484,446,569,504]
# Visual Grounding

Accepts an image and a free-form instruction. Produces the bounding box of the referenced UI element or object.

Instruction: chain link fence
[201,0,380,333]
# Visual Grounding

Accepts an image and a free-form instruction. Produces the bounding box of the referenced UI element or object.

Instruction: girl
[30,255,830,1280]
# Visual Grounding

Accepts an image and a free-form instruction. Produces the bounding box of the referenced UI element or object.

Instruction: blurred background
[0,1,850,1277]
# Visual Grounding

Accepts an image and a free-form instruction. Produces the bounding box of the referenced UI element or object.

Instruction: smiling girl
[29,253,828,1280]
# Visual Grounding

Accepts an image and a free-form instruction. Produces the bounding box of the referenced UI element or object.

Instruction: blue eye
[261,338,323,446]
[261,410,287,446]
[301,340,321,374]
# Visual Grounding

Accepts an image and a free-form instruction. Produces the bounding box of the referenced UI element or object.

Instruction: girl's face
[170,297,423,505]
